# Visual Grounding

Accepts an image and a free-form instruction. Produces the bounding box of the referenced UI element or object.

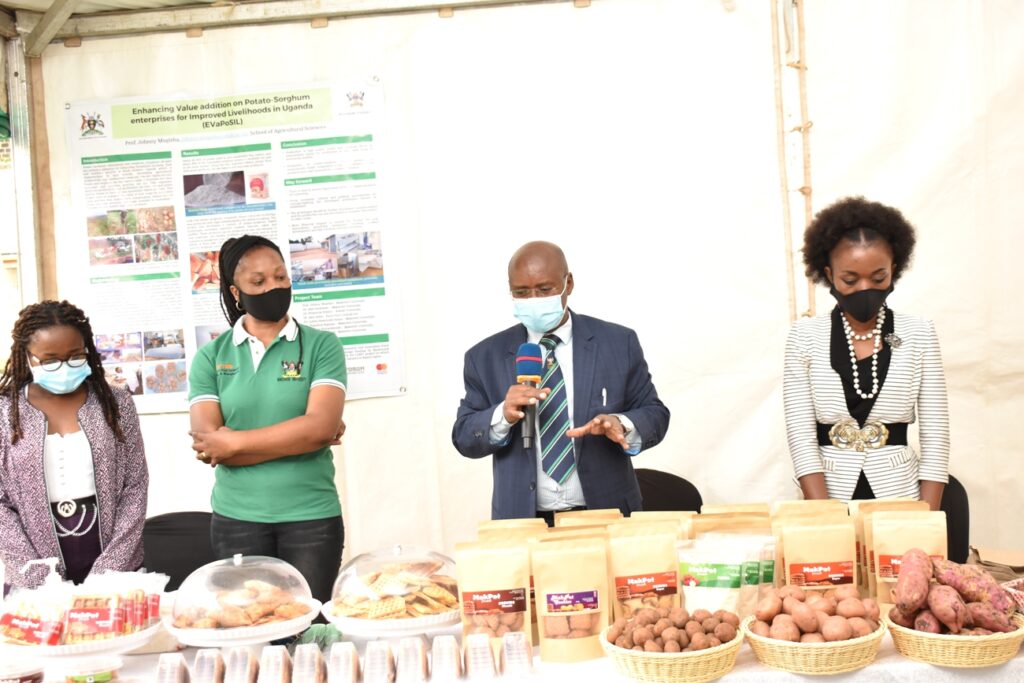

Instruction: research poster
[65,83,404,412]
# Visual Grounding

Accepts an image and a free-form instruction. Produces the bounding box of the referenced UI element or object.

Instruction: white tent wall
[31,0,1023,558]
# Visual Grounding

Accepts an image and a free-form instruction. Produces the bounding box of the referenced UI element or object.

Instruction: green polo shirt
[188,319,347,523]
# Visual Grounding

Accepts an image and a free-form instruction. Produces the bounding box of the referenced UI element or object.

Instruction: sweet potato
[888,606,916,629]
[914,610,942,634]
[861,598,880,622]
[894,548,932,614]
[966,602,1015,633]
[932,559,1016,616]
[926,584,968,634]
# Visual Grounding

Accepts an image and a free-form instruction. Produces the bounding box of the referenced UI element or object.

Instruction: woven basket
[885,612,1024,668]
[740,615,886,676]
[599,625,744,683]
[1003,579,1024,612]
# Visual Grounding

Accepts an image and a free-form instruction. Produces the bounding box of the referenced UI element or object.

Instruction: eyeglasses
[29,353,89,372]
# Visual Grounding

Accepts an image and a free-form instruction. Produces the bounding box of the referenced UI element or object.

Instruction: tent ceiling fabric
[1,0,205,15]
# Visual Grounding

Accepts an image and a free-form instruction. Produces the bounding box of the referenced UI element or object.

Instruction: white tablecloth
[45,632,1024,682]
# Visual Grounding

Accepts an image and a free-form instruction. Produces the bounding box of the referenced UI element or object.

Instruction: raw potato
[914,610,941,634]
[926,584,968,634]
[714,622,737,643]
[664,640,681,653]
[707,636,722,648]
[833,585,861,601]
[668,608,690,628]
[800,633,826,643]
[751,620,771,638]
[684,621,703,638]
[692,609,713,623]
[790,602,819,634]
[756,596,783,622]
[862,598,880,622]
[689,632,710,650]
[836,598,867,619]
[847,617,874,638]
[932,559,1016,616]
[701,617,721,633]
[894,549,932,614]
[965,602,1015,633]
[778,586,806,601]
[632,627,653,646]
[644,640,662,653]
[769,620,800,642]
[821,616,853,642]
[888,606,916,629]
[783,597,802,615]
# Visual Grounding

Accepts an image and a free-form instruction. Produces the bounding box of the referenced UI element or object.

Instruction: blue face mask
[30,362,92,395]
[512,277,568,334]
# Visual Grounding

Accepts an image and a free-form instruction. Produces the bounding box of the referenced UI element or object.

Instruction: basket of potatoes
[599,606,744,683]
[885,549,1024,668]
[740,584,886,675]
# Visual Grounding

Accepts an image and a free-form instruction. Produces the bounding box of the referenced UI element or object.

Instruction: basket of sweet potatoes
[885,549,1024,667]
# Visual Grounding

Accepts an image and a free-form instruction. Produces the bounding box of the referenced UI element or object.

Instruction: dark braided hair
[218,235,285,327]
[0,300,124,445]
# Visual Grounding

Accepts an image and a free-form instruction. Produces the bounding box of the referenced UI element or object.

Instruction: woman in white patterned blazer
[784,197,950,510]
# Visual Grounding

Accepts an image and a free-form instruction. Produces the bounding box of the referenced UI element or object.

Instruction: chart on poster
[64,83,404,413]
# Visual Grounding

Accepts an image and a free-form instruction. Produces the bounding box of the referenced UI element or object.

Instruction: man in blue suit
[453,241,670,522]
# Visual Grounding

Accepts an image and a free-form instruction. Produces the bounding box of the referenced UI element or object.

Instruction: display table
[46,632,1024,682]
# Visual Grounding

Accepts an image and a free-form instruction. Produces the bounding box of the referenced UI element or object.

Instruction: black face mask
[829,284,893,323]
[238,286,292,322]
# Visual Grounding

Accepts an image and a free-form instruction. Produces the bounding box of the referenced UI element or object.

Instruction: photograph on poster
[135,232,179,263]
[190,251,221,293]
[246,171,270,202]
[144,329,186,360]
[88,237,135,265]
[195,324,229,350]
[183,171,246,209]
[87,206,176,236]
[290,231,383,288]
[103,364,143,395]
[95,332,143,363]
[144,360,187,394]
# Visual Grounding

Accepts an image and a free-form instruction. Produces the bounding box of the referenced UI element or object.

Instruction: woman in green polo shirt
[188,235,347,602]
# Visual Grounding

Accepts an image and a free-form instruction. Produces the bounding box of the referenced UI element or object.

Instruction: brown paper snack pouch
[692,514,772,537]
[850,498,922,590]
[531,537,609,662]
[860,499,929,597]
[700,503,771,516]
[554,509,623,527]
[607,523,680,619]
[783,521,857,592]
[770,499,848,517]
[771,509,850,588]
[872,511,947,604]
[478,518,549,532]
[455,542,533,646]
[629,511,696,540]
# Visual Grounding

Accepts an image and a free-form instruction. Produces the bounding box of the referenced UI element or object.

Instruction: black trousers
[210,512,344,603]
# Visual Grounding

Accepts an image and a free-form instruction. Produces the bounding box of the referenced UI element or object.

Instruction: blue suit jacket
[452,312,670,519]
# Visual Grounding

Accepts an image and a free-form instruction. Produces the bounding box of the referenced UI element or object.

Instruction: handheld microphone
[515,342,544,449]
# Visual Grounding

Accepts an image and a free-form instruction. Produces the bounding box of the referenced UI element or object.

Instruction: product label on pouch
[789,561,854,586]
[461,588,527,615]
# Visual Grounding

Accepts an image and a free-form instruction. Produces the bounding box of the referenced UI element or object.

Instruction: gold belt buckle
[828,418,889,452]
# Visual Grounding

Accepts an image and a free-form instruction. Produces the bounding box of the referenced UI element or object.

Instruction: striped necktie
[538,334,576,484]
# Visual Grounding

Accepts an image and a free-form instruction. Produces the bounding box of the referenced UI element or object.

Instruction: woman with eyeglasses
[0,301,148,591]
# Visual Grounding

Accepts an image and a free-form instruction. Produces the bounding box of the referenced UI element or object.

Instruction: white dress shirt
[489,315,641,511]
[43,431,96,502]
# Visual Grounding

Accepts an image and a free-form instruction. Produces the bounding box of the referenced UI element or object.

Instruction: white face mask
[512,276,568,334]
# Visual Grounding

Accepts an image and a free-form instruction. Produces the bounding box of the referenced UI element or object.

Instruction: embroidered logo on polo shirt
[216,363,238,376]
[278,360,305,381]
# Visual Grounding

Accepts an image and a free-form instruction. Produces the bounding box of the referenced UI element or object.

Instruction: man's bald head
[507,241,574,309]
[508,241,569,281]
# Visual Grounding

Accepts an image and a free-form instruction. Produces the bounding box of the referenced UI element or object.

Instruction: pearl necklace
[842,307,886,399]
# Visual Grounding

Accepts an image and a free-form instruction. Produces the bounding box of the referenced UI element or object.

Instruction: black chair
[141,511,216,591]
[940,474,969,564]
[635,469,703,512]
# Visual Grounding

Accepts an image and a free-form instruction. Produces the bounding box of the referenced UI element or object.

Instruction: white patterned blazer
[783,310,950,501]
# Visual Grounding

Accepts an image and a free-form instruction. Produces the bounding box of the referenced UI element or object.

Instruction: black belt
[817,422,908,447]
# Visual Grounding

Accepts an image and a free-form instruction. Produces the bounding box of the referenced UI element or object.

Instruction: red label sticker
[788,561,854,587]
[878,554,944,579]
[461,588,527,615]
[614,572,678,601]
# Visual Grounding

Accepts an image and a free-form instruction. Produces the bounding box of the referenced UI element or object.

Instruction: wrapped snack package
[362,640,395,683]
[395,636,429,682]
[429,635,462,681]
[326,642,360,683]
[256,645,292,683]
[156,653,191,683]
[224,647,260,683]
[462,632,497,679]
[193,649,226,683]
[292,643,327,683]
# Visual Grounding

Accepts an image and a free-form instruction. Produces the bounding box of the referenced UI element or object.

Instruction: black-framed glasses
[29,353,89,372]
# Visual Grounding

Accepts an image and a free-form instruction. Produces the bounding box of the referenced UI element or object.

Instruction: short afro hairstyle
[802,196,916,286]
